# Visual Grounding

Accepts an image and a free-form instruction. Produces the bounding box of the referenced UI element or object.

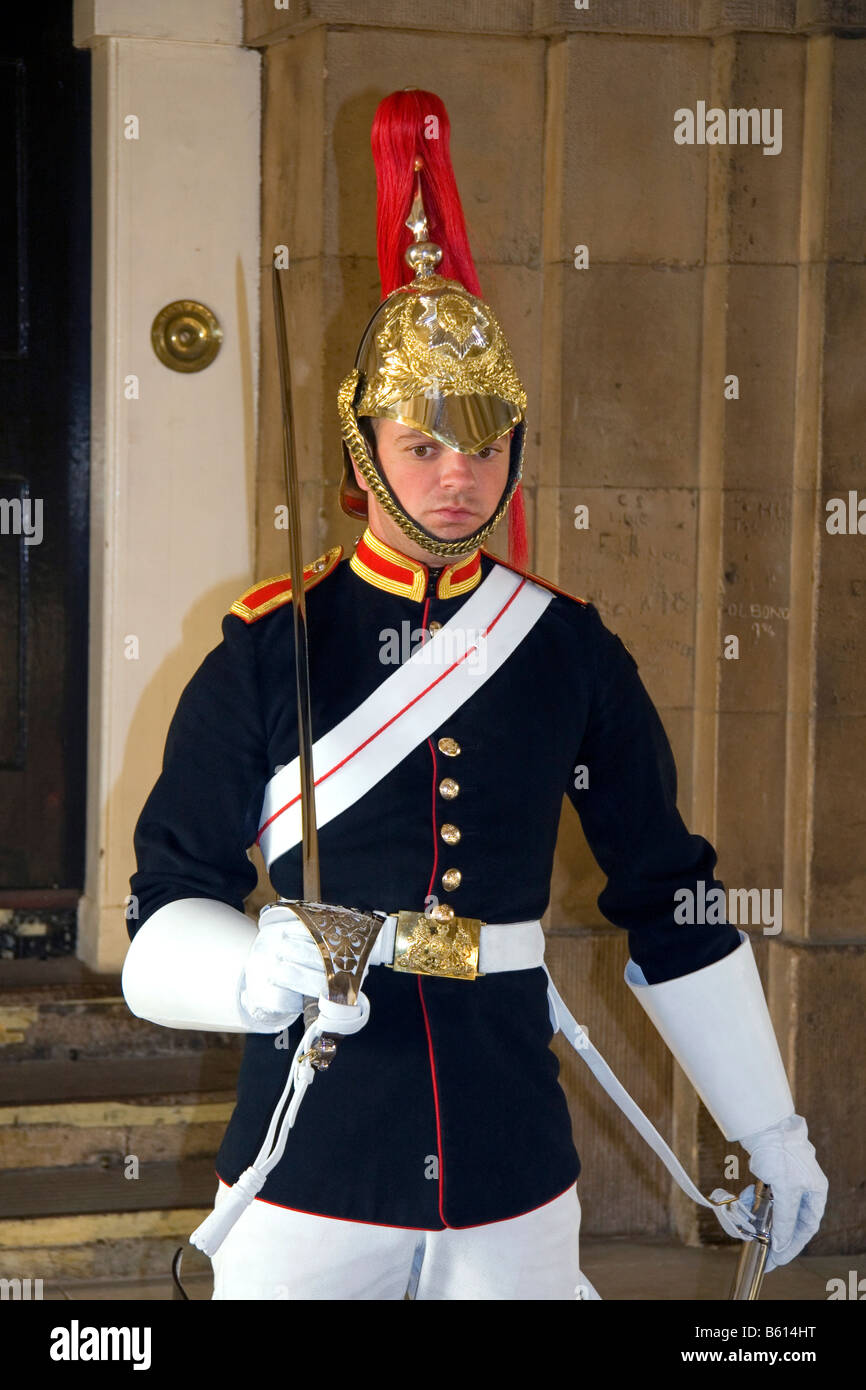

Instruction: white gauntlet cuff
[625,931,794,1140]
[122,897,289,1033]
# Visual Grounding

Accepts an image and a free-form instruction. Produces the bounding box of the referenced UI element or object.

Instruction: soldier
[122,90,827,1300]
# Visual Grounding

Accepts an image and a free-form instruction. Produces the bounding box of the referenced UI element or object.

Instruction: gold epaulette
[480,549,587,606]
[229,546,343,624]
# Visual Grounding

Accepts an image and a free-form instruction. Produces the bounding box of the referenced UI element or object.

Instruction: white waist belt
[374,915,545,974]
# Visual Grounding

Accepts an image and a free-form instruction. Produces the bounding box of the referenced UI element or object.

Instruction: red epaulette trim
[480,549,588,606]
[229,546,343,624]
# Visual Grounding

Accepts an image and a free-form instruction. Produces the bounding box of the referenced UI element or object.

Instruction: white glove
[738,1114,828,1270]
[238,902,328,1026]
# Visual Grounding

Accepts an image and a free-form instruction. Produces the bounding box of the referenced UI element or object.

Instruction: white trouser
[210,1180,600,1300]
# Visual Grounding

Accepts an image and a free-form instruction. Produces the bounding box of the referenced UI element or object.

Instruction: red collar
[349,527,482,602]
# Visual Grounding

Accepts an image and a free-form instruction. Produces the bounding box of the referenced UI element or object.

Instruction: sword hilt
[285,902,387,1071]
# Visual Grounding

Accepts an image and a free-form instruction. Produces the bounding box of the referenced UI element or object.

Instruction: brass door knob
[151,300,222,372]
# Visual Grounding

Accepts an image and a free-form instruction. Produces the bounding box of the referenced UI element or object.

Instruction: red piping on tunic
[416,975,449,1228]
[419,595,441,905]
[417,596,446,1222]
[215,1173,578,1232]
[425,736,440,904]
[217,1176,436,1231]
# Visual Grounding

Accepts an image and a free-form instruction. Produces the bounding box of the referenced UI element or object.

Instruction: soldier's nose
[438,450,476,485]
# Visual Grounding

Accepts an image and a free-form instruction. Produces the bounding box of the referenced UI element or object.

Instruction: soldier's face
[351,417,511,563]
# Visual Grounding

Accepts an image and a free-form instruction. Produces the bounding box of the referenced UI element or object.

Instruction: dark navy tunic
[129,535,739,1229]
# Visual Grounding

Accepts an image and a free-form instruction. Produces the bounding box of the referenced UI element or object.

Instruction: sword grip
[729,1181,773,1301]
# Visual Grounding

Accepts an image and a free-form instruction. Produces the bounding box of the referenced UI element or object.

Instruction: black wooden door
[0,2,90,904]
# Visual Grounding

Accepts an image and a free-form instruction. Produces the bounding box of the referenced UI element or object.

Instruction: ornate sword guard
[288,900,385,1005]
[282,900,385,1070]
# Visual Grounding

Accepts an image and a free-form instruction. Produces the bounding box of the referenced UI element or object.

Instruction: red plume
[508,486,529,571]
[371,89,528,570]
[371,90,482,298]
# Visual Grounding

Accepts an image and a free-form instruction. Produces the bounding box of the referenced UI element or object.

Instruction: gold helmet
[338,91,528,563]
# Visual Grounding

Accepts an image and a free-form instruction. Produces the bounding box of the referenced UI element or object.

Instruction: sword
[271,263,335,1066]
[272,264,320,905]
[271,265,382,1067]
[729,1181,773,1300]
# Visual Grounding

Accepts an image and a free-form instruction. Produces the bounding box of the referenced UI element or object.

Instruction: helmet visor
[361,392,521,455]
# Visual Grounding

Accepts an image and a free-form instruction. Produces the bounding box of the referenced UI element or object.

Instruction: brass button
[430,903,455,922]
[428,620,442,633]
[437,736,461,757]
[441,868,462,891]
[440,823,461,845]
[438,777,459,800]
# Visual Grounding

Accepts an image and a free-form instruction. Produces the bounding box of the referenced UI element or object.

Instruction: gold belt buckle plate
[391,910,485,980]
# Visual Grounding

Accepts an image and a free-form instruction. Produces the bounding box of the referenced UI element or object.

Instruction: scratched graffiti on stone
[559,487,698,708]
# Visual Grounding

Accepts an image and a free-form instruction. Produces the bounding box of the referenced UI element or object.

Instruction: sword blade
[271,265,320,902]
